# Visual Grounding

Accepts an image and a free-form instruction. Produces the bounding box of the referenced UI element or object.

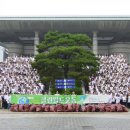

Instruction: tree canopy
[32,31,99,94]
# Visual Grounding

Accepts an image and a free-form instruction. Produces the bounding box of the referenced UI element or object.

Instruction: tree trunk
[64,65,69,79]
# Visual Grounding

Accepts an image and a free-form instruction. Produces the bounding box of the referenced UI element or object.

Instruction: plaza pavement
[0,109,130,130]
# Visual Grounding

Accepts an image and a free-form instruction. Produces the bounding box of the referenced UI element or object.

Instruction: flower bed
[10,104,128,112]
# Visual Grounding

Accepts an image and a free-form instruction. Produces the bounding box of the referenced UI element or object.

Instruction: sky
[0,0,130,16]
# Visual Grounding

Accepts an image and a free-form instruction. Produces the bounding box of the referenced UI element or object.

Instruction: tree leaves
[32,31,99,94]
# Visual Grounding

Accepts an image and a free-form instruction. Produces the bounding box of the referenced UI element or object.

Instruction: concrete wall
[0,46,5,62]
[3,41,130,63]
[4,42,23,56]
[98,42,130,63]
[98,44,109,55]
[23,43,34,56]
[4,42,34,56]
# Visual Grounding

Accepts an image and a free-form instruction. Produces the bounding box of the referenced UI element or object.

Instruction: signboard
[84,94,110,103]
[11,94,110,105]
[11,94,86,104]
[55,79,75,89]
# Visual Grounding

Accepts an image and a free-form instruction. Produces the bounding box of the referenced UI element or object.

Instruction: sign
[56,85,75,89]
[84,94,110,103]
[55,79,75,89]
[11,94,110,105]
[11,94,87,104]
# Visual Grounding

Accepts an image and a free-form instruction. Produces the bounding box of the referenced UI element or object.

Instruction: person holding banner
[55,91,60,96]
[0,92,2,109]
[122,93,127,106]
[115,94,121,104]
[44,91,48,95]
[108,93,116,104]
[72,91,76,95]
[5,93,11,109]
[126,87,130,108]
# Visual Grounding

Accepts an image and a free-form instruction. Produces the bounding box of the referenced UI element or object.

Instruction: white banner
[83,94,110,104]
[128,96,130,103]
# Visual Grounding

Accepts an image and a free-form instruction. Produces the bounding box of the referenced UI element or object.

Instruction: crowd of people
[0,56,44,95]
[89,54,130,104]
[0,54,130,109]
[0,56,44,109]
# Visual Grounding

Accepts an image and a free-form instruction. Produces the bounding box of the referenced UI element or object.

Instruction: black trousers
[126,102,130,108]
[2,100,8,109]
[112,101,116,104]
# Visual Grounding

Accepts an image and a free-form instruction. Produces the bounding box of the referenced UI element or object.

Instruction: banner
[84,94,109,103]
[11,94,109,104]
[11,95,87,104]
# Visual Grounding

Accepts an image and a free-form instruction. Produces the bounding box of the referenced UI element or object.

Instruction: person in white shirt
[115,94,121,104]
[122,94,127,106]
[0,92,2,109]
[55,91,60,96]
[108,93,116,104]
[5,93,11,109]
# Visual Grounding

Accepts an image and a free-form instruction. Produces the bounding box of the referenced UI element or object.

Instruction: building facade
[0,16,130,62]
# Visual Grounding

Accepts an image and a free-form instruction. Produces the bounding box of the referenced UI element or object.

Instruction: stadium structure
[0,16,130,62]
[0,42,8,62]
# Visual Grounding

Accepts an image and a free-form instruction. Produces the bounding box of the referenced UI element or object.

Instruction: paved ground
[0,110,130,130]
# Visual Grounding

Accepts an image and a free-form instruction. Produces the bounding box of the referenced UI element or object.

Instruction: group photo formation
[0,15,130,130]
[0,25,130,113]
[1,0,130,129]
[0,54,129,112]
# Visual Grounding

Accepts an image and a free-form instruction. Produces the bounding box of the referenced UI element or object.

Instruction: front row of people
[0,92,130,109]
[108,93,130,107]
[0,93,11,109]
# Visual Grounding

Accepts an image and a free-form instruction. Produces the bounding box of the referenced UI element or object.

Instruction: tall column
[93,31,98,55]
[34,31,39,56]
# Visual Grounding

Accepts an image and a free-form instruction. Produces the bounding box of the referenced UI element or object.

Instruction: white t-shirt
[108,96,116,103]
[116,96,121,104]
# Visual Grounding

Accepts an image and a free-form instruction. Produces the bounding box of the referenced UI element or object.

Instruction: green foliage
[50,85,82,95]
[32,31,99,94]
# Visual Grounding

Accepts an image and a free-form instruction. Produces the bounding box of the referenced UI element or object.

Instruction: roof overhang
[0,16,130,43]
[1,16,130,20]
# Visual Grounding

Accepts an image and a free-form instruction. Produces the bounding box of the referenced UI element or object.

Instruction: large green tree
[32,31,99,94]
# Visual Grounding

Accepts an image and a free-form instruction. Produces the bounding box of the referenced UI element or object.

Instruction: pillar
[34,31,39,56]
[93,31,98,55]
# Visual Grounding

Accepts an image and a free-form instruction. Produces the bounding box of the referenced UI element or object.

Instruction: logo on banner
[79,95,86,101]
[18,97,29,104]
